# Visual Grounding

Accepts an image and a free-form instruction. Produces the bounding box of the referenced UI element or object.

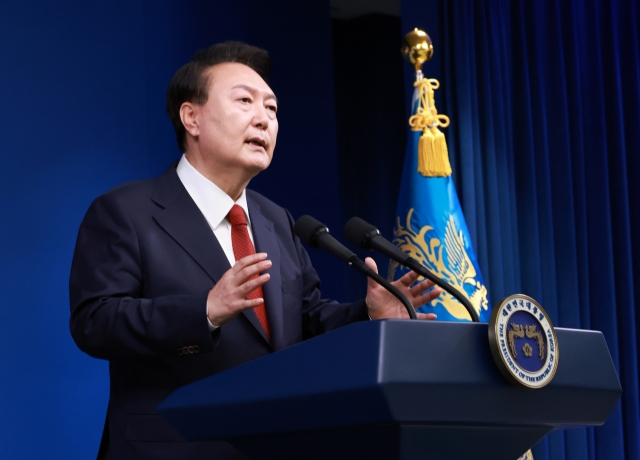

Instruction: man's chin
[239,159,271,180]
[244,152,272,172]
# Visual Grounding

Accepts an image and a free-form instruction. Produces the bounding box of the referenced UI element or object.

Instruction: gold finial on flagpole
[401,28,433,80]
[401,28,451,177]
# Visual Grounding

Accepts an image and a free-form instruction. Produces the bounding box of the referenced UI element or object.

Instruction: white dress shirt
[176,154,255,329]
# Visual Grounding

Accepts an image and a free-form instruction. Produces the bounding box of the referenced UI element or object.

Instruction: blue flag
[389,80,491,322]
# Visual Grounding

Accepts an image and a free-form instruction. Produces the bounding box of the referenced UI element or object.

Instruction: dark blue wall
[0,1,349,458]
[2,1,634,459]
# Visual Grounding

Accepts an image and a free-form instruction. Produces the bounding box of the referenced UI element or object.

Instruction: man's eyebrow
[232,84,278,104]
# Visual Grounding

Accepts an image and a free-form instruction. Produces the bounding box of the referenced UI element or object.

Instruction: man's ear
[180,102,199,138]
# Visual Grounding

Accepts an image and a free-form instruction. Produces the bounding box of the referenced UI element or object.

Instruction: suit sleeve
[69,193,218,360]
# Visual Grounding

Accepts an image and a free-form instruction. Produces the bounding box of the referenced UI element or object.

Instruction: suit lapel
[150,166,277,347]
[248,197,283,350]
[151,165,231,284]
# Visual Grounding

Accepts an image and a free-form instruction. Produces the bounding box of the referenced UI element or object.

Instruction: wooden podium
[158,320,621,460]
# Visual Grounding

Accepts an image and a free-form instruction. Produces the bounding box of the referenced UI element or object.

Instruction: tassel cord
[408,78,452,177]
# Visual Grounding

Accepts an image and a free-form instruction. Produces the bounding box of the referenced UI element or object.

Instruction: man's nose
[252,104,270,129]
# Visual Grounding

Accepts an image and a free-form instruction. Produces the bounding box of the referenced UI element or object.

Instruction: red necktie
[227,204,271,340]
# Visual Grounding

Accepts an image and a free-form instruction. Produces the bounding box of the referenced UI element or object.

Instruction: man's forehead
[205,62,276,99]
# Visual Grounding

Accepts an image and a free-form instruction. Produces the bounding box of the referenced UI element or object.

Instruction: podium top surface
[158,320,621,440]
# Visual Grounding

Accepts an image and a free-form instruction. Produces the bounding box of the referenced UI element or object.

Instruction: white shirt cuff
[207,317,220,331]
[206,304,220,331]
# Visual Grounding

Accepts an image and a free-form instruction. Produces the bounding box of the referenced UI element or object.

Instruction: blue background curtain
[0,0,637,458]
[401,0,639,458]
[0,1,348,457]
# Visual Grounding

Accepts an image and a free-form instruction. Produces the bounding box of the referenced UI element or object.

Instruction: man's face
[193,62,278,177]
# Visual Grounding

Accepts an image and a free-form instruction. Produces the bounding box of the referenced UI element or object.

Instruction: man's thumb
[364,256,378,273]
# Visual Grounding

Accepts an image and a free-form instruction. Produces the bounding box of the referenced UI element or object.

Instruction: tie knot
[227,204,247,226]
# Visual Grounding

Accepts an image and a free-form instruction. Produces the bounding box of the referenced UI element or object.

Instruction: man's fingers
[413,287,442,308]
[239,273,270,296]
[409,278,436,295]
[232,252,269,272]
[397,269,420,287]
[207,255,270,321]
[364,257,378,273]
[235,259,271,285]
[238,297,265,309]
[364,257,380,296]
[227,252,271,285]
[416,312,437,321]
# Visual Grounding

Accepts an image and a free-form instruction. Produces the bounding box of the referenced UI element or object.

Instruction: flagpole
[400,26,535,460]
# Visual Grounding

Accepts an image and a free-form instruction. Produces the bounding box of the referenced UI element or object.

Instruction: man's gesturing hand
[206,253,271,327]
[364,257,441,321]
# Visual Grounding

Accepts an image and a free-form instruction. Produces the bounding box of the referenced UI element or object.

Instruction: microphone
[294,215,417,320]
[344,217,480,322]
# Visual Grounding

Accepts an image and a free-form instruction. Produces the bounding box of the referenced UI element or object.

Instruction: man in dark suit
[70,42,440,459]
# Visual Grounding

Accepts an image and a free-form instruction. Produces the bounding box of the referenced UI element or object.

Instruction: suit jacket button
[188,346,194,354]
[194,345,200,353]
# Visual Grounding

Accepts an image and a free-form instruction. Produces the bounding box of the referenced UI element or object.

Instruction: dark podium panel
[158,320,621,460]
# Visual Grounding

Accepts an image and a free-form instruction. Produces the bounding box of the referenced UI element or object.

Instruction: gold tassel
[409,78,451,177]
[417,128,432,175]
[422,126,452,177]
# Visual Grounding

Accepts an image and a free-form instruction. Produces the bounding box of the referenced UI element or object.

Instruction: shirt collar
[176,154,250,229]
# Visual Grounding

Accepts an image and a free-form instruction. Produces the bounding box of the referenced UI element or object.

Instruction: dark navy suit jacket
[69,163,368,459]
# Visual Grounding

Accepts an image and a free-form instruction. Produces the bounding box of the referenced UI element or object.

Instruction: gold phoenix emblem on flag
[389,209,489,320]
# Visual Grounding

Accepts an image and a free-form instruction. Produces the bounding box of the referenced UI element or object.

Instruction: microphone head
[344,217,379,249]
[294,215,329,248]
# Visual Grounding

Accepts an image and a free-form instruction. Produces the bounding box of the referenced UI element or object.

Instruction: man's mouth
[246,138,266,149]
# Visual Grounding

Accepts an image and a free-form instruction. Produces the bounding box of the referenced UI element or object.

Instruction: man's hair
[166,41,271,153]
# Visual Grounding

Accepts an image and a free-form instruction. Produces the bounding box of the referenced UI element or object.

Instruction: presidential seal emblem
[488,294,559,388]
